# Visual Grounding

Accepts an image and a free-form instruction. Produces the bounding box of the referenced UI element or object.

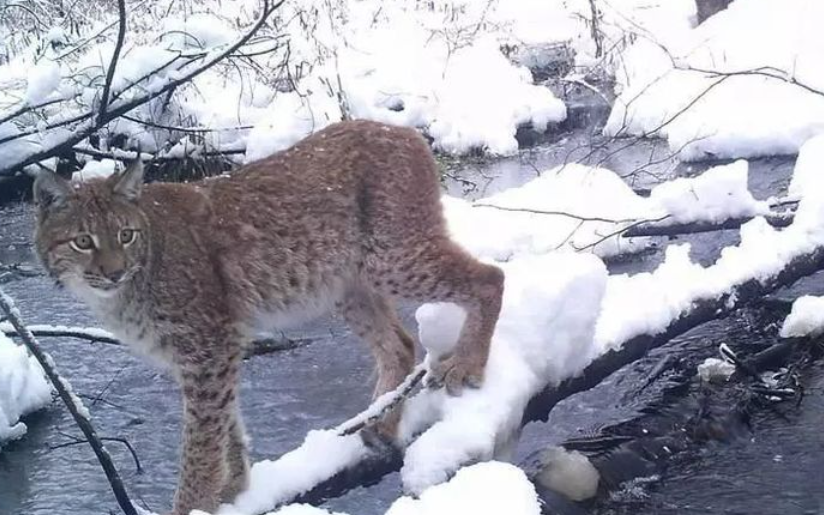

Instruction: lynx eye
[70,234,95,253]
[118,228,137,246]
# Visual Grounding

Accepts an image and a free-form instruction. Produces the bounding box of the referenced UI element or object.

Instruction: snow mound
[606,0,824,161]
[0,332,52,447]
[780,296,824,338]
[400,252,607,493]
[649,160,769,223]
[386,462,540,515]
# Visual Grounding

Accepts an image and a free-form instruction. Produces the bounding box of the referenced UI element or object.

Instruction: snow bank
[606,0,824,161]
[399,252,607,493]
[0,332,52,447]
[445,160,767,260]
[780,296,824,338]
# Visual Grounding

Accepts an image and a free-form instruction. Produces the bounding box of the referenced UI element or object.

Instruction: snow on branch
[0,0,285,178]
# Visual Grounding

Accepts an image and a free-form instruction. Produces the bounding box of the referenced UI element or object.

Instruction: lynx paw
[426,354,485,395]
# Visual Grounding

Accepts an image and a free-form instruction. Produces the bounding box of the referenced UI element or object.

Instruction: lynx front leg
[219,407,250,503]
[339,285,416,440]
[386,238,504,395]
[172,363,240,515]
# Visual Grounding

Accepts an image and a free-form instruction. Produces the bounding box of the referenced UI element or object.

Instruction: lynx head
[33,160,149,298]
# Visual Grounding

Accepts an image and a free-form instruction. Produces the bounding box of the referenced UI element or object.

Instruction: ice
[0,332,53,448]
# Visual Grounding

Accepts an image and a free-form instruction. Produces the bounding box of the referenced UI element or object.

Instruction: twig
[336,364,427,436]
[0,322,314,357]
[0,288,138,515]
[97,0,127,126]
[472,203,641,224]
[622,212,796,238]
[51,436,143,473]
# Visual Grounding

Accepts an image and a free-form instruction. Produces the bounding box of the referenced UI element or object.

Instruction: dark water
[1,139,822,515]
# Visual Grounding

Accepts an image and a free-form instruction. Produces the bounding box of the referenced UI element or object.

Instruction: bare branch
[97,0,127,126]
[622,212,795,238]
[0,288,138,515]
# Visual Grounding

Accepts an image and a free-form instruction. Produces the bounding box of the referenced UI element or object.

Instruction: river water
[1,132,823,515]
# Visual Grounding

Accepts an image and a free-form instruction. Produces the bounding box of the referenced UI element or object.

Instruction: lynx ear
[33,172,72,212]
[111,159,144,201]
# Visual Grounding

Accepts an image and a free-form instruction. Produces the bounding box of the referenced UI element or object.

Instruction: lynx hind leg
[388,238,504,396]
[339,285,416,440]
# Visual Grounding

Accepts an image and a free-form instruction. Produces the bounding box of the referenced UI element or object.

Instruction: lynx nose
[106,270,126,283]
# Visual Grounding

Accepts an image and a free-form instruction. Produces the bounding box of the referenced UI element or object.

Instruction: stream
[1,117,823,515]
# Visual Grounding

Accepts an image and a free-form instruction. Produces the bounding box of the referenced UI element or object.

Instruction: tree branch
[0,0,284,178]
[622,212,795,238]
[97,0,127,126]
[0,323,313,358]
[0,288,138,515]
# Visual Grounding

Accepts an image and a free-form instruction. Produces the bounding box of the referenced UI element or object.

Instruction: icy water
[1,137,823,515]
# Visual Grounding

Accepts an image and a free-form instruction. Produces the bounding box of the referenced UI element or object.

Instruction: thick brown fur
[33,120,504,515]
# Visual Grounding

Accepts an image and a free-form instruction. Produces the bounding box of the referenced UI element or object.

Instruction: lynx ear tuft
[111,159,144,201]
[33,172,72,212]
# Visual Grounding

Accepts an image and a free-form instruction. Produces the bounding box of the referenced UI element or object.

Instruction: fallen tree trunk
[622,212,795,238]
[289,244,824,509]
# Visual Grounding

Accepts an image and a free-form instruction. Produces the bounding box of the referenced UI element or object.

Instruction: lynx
[33,120,504,515]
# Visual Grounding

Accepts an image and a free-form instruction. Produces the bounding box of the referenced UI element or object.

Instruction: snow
[73,159,118,182]
[24,59,61,105]
[384,462,540,515]
[217,430,366,515]
[649,160,769,223]
[780,296,824,338]
[606,0,824,161]
[0,331,53,448]
[206,462,540,515]
[444,160,767,261]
